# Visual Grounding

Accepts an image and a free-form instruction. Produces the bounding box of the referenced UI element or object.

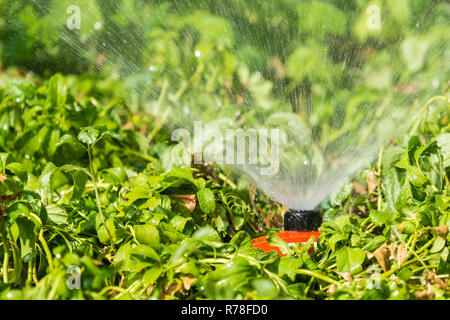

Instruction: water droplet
[94,22,102,30]
[432,79,439,88]
[195,50,201,58]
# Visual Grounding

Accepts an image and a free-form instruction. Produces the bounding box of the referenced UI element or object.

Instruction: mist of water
[4,0,448,210]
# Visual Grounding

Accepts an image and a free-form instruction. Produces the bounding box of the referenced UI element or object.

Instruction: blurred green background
[0,0,449,197]
[1,0,448,109]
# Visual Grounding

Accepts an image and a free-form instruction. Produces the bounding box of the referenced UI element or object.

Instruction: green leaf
[46,205,68,225]
[5,162,27,183]
[430,237,446,254]
[125,185,150,203]
[230,231,252,249]
[61,165,91,201]
[267,233,293,256]
[196,188,216,214]
[336,246,366,274]
[101,130,124,142]
[98,218,116,244]
[383,169,401,213]
[55,134,78,148]
[78,126,101,146]
[370,210,394,226]
[6,202,30,221]
[212,203,229,233]
[143,267,163,286]
[436,133,450,168]
[10,242,23,283]
[38,162,58,203]
[167,167,195,183]
[406,166,428,187]
[328,233,349,252]
[398,267,413,281]
[0,153,13,169]
[114,243,131,266]
[279,257,303,281]
[101,167,127,184]
[363,235,387,252]
[192,225,221,242]
[16,217,37,262]
[169,216,191,233]
[45,74,67,110]
[134,224,160,249]
[130,244,160,262]
[252,279,278,299]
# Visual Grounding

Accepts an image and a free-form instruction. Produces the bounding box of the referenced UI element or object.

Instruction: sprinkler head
[284,210,322,231]
[251,209,322,255]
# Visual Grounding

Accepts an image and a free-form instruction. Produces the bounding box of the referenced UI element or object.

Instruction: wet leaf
[134,224,160,249]
[192,225,221,242]
[196,188,215,214]
[336,247,366,274]
[16,217,37,262]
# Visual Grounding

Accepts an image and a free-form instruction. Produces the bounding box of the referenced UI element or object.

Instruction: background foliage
[0,0,448,299]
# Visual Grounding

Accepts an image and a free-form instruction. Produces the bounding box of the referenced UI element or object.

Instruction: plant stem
[377,146,384,211]
[380,258,418,280]
[88,148,114,251]
[1,221,9,283]
[27,261,33,284]
[393,227,428,270]
[296,269,340,286]
[38,229,54,271]
[2,240,8,284]
[32,257,38,285]
[415,237,435,255]
[218,173,237,189]
[124,148,157,163]
[412,265,439,274]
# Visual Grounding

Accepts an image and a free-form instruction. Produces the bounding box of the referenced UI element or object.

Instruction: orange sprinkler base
[251,231,321,256]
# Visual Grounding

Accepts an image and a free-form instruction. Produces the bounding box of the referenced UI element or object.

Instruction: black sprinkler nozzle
[284,210,322,231]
